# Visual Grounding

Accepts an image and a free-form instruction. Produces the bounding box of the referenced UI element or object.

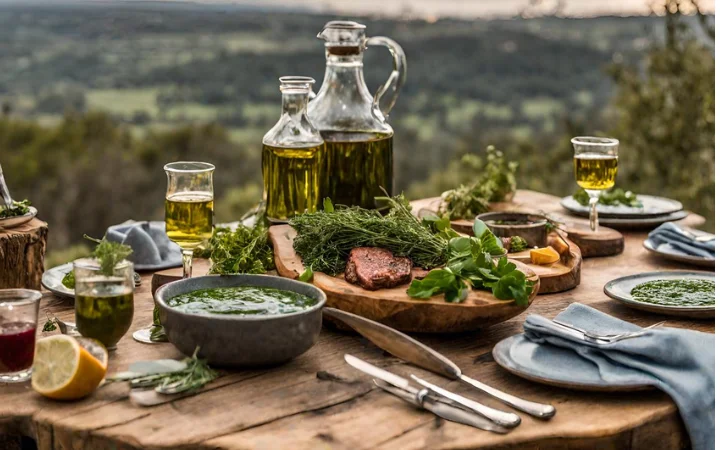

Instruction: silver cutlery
[373,380,509,433]
[326,308,556,420]
[344,354,521,429]
[551,319,665,344]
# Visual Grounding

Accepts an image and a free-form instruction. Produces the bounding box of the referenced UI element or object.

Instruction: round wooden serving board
[410,192,624,258]
[268,224,540,333]
[506,236,582,294]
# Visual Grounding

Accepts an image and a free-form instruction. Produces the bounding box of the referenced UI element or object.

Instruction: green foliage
[61,271,75,289]
[0,199,31,218]
[85,235,133,277]
[206,225,275,275]
[573,188,642,207]
[508,236,529,253]
[290,195,448,275]
[437,146,518,220]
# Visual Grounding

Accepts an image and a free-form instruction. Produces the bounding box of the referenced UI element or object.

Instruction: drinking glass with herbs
[164,161,215,279]
[0,289,41,383]
[74,257,134,350]
[571,136,619,232]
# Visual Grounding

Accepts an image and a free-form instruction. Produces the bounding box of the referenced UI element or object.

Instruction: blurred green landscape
[0,2,713,264]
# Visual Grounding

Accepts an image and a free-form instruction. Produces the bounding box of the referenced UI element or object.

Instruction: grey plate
[604,271,715,318]
[41,262,75,300]
[561,195,683,218]
[595,210,689,229]
[0,206,37,229]
[493,335,652,392]
[643,239,715,269]
[155,274,326,367]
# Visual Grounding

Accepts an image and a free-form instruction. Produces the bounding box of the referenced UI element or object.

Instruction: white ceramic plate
[0,206,37,229]
[561,195,683,218]
[643,239,714,269]
[41,262,75,299]
[604,271,715,318]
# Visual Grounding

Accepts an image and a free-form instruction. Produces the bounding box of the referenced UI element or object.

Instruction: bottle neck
[281,91,310,118]
[318,53,371,99]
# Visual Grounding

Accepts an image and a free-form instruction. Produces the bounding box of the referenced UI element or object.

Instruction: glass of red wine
[0,289,41,383]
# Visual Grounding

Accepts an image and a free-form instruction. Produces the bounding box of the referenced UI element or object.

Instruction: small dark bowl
[476,212,548,248]
[155,275,326,367]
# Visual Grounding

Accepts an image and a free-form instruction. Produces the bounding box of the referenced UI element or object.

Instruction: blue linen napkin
[648,223,714,258]
[106,221,182,270]
[524,303,715,450]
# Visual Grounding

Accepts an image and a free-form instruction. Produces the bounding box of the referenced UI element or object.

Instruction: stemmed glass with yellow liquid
[572,137,619,232]
[164,161,215,277]
[133,161,214,344]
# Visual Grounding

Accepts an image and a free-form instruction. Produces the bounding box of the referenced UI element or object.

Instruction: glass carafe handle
[366,36,407,118]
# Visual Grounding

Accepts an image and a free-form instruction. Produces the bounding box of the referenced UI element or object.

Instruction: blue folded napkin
[106,221,182,271]
[648,222,714,258]
[524,303,715,450]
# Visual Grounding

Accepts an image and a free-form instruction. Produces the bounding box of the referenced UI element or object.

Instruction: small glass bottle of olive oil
[262,77,325,222]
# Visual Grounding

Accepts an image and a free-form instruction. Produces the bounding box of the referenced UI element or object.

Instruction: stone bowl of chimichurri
[155,275,326,366]
[604,271,715,319]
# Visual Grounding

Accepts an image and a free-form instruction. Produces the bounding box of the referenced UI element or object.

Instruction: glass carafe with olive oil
[308,21,406,209]
[262,76,324,222]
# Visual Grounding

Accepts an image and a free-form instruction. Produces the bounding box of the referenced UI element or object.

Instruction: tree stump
[0,218,48,290]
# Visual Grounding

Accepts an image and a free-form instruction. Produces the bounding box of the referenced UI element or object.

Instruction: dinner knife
[373,380,509,434]
[327,308,555,419]
[344,354,520,428]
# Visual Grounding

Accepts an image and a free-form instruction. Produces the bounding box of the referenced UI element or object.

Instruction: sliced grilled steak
[344,247,413,290]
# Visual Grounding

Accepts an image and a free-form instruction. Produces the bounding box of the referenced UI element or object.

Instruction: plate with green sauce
[604,271,715,318]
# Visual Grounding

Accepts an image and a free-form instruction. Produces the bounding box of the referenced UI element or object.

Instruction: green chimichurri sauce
[630,279,715,307]
[167,286,317,316]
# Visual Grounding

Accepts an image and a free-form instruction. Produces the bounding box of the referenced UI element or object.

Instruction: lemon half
[32,335,108,400]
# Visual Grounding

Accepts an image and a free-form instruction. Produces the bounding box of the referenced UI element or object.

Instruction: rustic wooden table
[0,192,714,450]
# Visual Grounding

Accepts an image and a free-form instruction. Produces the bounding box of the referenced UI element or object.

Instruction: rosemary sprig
[84,235,133,276]
[106,348,218,395]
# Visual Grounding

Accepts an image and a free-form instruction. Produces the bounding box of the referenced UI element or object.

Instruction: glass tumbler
[0,289,41,383]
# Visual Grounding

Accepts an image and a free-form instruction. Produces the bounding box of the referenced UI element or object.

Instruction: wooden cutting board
[507,236,582,294]
[410,192,624,258]
[268,225,540,333]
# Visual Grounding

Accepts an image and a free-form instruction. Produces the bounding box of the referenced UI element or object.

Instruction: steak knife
[327,308,555,419]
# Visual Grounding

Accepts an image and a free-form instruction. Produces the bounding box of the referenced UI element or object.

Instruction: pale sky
[64,0,717,19]
[45,0,715,19]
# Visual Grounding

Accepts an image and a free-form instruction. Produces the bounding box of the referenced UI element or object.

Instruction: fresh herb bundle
[573,188,642,208]
[105,347,217,394]
[84,235,133,276]
[290,195,449,275]
[408,218,534,305]
[205,224,275,275]
[0,199,31,218]
[439,146,518,220]
[61,271,75,289]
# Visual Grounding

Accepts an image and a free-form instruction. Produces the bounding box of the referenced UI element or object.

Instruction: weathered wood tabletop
[0,191,714,450]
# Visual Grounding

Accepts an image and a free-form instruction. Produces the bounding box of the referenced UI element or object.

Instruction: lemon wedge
[32,335,108,400]
[530,246,560,265]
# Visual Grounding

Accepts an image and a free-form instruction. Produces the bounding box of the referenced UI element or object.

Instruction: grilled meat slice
[344,247,413,290]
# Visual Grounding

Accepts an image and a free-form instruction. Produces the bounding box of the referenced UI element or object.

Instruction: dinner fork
[551,319,665,344]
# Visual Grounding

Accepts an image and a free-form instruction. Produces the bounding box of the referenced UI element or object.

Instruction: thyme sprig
[83,235,133,276]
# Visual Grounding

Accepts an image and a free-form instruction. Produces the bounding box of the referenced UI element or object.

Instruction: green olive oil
[76,288,134,349]
[165,192,213,249]
[321,131,393,209]
[262,143,324,222]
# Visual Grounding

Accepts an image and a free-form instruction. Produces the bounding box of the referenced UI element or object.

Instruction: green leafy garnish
[573,188,642,208]
[290,194,448,275]
[42,313,58,332]
[298,266,314,282]
[0,199,31,218]
[503,236,529,253]
[61,271,75,289]
[407,222,534,306]
[206,224,275,275]
[438,146,518,220]
[84,235,133,277]
[150,307,167,342]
